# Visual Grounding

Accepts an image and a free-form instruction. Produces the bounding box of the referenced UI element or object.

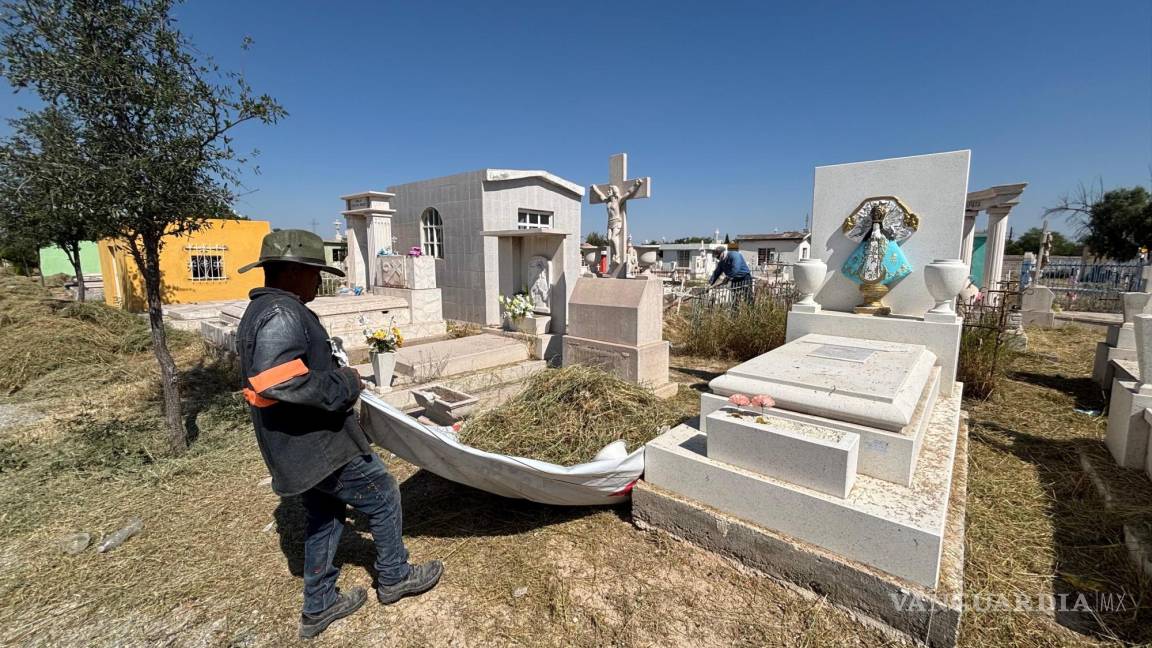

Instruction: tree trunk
[137,233,187,454]
[65,242,86,302]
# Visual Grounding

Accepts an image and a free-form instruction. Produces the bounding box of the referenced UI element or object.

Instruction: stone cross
[589,153,651,278]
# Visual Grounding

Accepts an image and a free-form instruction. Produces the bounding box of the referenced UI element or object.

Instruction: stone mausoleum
[343,169,583,334]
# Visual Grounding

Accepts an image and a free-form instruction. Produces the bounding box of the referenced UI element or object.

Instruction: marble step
[393,333,531,382]
[359,359,547,412]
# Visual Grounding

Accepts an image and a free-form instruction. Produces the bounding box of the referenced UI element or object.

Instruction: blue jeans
[300,453,411,614]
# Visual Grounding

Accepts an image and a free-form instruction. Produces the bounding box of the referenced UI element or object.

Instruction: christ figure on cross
[591,178,645,273]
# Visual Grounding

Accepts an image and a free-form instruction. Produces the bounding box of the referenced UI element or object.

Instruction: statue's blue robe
[841,237,912,285]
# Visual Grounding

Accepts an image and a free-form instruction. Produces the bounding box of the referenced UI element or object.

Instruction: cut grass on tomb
[458,364,697,465]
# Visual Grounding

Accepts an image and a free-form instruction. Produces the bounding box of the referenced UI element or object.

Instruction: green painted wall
[38,241,101,277]
[969,234,987,286]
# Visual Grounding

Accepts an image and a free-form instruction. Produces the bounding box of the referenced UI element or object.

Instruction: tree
[585,231,609,247]
[0,0,285,453]
[672,236,713,244]
[1046,183,1152,260]
[1003,227,1083,257]
[0,226,40,275]
[0,107,105,300]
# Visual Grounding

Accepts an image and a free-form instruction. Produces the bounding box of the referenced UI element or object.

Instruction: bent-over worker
[708,244,753,301]
[236,230,442,639]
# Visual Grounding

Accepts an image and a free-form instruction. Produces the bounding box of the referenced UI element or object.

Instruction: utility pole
[310,218,319,234]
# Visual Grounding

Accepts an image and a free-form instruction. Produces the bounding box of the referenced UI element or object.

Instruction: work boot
[377,560,443,605]
[299,587,367,639]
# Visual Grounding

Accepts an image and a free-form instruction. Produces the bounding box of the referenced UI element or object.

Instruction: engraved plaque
[807,344,877,363]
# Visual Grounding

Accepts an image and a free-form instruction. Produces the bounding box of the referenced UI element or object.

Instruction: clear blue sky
[3,0,1150,243]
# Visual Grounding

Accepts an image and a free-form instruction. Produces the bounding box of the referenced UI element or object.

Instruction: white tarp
[358,392,644,506]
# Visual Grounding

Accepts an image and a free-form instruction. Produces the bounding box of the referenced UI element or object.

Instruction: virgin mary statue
[840,197,919,315]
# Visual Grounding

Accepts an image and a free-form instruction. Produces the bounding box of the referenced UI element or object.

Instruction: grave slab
[709,333,936,431]
[642,384,963,589]
[1094,342,1137,390]
[632,416,968,648]
[701,365,940,486]
[1107,323,1136,350]
[1114,358,1140,384]
[395,334,530,382]
[706,408,859,498]
[1105,379,1152,469]
[786,309,962,396]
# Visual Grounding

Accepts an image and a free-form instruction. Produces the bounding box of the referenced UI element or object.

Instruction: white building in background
[735,231,811,272]
[382,169,584,333]
[657,242,718,280]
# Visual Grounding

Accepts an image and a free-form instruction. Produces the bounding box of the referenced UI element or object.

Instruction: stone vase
[634,245,660,271]
[370,351,397,389]
[793,259,827,307]
[924,259,968,316]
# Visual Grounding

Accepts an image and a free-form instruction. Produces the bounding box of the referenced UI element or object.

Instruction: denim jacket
[237,287,370,496]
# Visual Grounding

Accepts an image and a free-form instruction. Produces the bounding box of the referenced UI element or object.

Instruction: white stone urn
[634,244,660,270]
[370,351,397,389]
[924,259,968,316]
[793,259,827,307]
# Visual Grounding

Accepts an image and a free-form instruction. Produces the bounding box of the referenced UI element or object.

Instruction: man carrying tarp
[236,230,442,639]
[707,244,754,305]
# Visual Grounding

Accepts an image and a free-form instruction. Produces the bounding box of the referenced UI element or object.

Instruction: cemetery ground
[0,273,1150,647]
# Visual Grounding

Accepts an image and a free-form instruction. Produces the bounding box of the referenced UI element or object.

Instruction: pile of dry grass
[458,365,691,465]
[0,272,169,394]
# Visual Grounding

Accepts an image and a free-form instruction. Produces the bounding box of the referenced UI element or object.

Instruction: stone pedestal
[371,255,447,339]
[341,191,397,290]
[1106,379,1152,469]
[562,276,675,397]
[1093,327,1138,390]
[1094,293,1152,389]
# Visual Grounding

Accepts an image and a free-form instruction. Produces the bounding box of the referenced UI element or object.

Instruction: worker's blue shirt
[710,252,752,284]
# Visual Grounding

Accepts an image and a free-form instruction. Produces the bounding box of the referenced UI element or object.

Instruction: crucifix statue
[589,153,651,277]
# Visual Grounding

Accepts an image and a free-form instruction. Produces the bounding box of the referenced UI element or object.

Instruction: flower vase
[370,351,397,389]
[792,259,827,310]
[924,259,968,318]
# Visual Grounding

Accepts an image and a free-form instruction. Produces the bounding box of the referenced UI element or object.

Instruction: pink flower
[727,394,750,406]
[751,394,775,409]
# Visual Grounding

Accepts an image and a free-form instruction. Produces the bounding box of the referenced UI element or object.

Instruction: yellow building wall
[99,219,271,311]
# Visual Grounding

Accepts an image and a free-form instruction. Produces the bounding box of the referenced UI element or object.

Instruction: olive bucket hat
[238,229,346,277]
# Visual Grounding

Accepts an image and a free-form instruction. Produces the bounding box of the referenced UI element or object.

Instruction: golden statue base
[853,281,890,316]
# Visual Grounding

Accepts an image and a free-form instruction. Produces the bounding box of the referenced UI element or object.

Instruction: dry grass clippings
[458,365,697,465]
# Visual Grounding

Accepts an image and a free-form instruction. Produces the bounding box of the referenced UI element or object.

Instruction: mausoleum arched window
[420,208,444,258]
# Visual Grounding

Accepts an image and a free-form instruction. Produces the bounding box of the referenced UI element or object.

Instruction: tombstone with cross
[589,153,651,278]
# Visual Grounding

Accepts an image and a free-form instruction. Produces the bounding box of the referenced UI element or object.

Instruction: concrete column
[365,215,393,287]
[344,215,369,290]
[960,210,979,266]
[982,207,1010,292]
